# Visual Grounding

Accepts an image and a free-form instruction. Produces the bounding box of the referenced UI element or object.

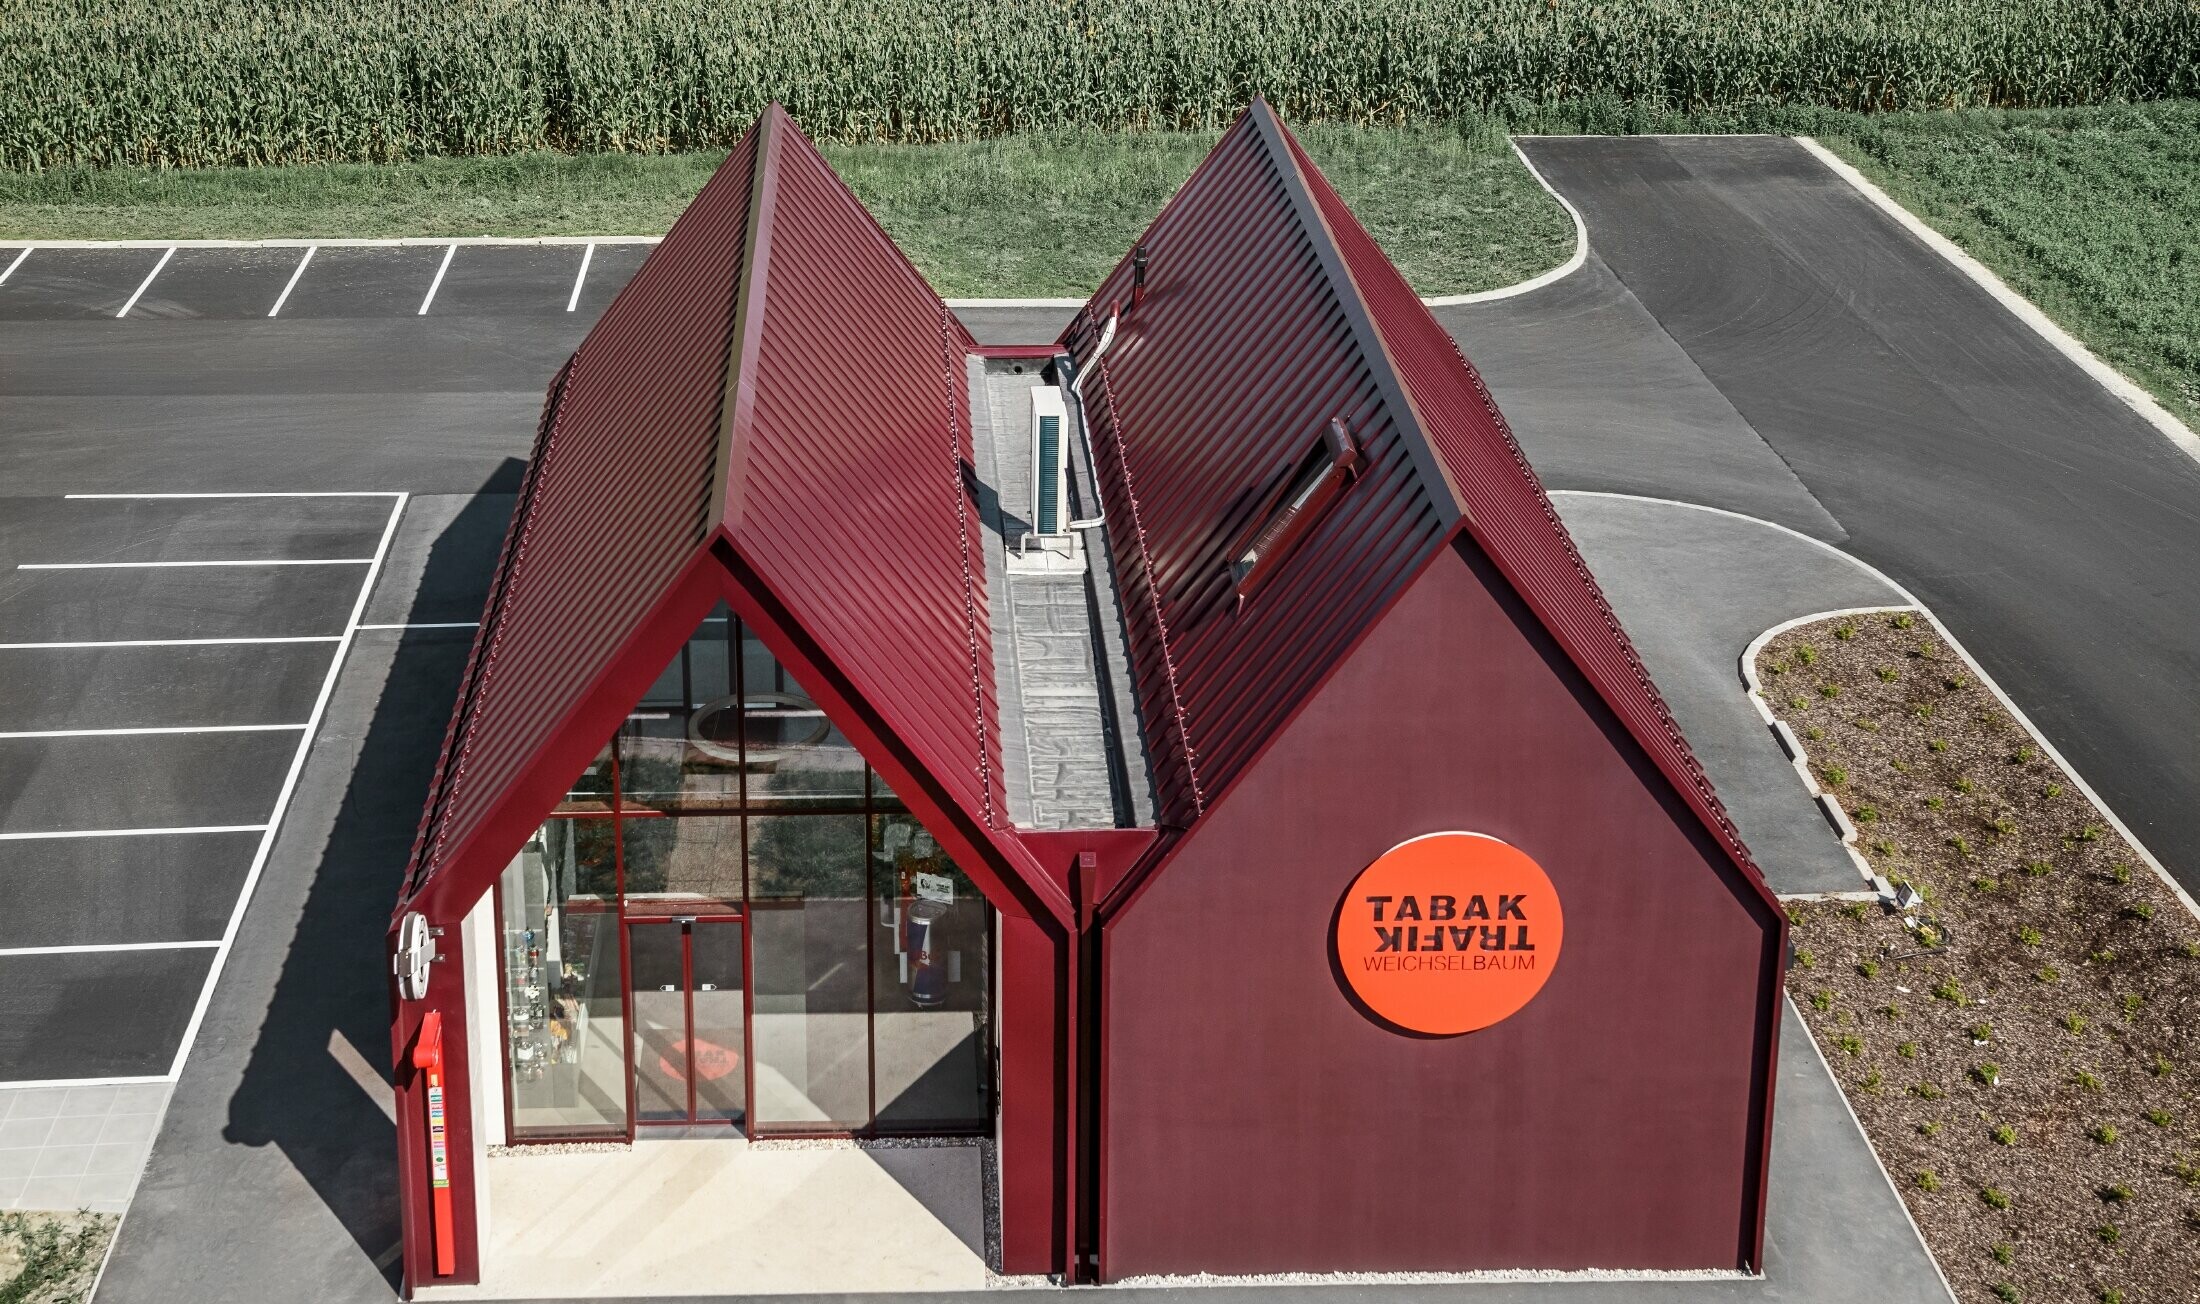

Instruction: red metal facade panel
[1065,115,1450,829]
[1283,124,1777,899]
[400,129,760,904]
[732,122,1001,827]
[1101,548,1780,1275]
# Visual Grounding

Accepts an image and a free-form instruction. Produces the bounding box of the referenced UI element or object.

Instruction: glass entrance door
[690,921,747,1122]
[628,917,747,1126]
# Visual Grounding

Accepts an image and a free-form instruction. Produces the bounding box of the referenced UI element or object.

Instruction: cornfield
[3,0,2197,169]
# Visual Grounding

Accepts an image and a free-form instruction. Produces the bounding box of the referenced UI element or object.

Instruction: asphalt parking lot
[0,491,400,1211]
[1508,135,2200,904]
[0,240,655,322]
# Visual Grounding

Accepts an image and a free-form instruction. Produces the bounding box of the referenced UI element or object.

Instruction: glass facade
[496,605,993,1141]
[870,812,990,1127]
[750,814,871,1129]
[497,819,628,1136]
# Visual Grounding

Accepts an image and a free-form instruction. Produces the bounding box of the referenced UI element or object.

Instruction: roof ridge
[1277,117,1775,895]
[1246,99,1466,526]
[714,103,785,533]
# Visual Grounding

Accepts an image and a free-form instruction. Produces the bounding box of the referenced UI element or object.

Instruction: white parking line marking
[0,246,29,285]
[115,245,177,318]
[0,824,268,841]
[418,242,457,315]
[355,621,478,631]
[9,235,659,250]
[19,558,375,569]
[0,1074,172,1090]
[167,493,409,1080]
[66,491,405,499]
[567,241,594,312]
[329,1029,397,1124]
[268,244,317,317]
[0,940,222,958]
[0,724,309,740]
[0,636,342,650]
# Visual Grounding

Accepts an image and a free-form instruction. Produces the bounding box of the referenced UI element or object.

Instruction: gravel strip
[1105,1268,1748,1287]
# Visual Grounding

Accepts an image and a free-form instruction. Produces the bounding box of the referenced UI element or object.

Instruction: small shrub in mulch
[0,1210,114,1304]
[1760,615,2200,1304]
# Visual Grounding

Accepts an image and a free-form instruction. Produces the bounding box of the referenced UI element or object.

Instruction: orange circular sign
[1333,833,1564,1036]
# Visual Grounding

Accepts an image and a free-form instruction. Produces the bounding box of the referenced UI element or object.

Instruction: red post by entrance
[391,921,480,1294]
[412,1011,457,1278]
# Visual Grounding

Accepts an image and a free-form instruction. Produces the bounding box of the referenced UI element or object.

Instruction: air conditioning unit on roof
[1029,387,1071,539]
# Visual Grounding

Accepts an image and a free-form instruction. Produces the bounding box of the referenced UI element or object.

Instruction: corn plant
[2,0,2197,169]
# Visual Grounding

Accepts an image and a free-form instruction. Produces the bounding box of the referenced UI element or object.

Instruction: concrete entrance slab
[419,1140,986,1300]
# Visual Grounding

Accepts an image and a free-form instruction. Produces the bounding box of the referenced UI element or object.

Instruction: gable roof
[396,106,1003,918]
[397,98,1768,930]
[1066,100,1768,887]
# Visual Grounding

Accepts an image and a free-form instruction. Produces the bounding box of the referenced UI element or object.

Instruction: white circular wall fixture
[394,911,436,1001]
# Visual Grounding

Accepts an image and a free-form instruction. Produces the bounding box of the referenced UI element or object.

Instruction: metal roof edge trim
[1430,384,1786,923]
[934,305,999,830]
[1084,340,1204,817]
[405,546,729,924]
[395,354,571,918]
[1247,99,1465,526]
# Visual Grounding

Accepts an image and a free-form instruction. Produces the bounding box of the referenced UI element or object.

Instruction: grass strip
[0,121,1574,300]
[1806,101,2200,432]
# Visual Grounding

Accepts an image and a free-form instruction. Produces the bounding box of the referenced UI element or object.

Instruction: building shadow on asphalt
[221,462,523,1293]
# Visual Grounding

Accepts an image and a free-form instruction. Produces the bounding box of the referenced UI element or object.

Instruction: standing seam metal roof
[398,108,1000,913]
[1067,100,1768,886]
[1284,119,1769,883]
[400,131,759,906]
[1065,106,1455,831]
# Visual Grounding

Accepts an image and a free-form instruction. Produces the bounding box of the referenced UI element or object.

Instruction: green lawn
[1808,101,2200,431]
[0,120,1573,300]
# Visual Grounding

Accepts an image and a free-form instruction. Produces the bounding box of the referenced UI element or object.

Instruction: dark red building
[388,100,1786,1295]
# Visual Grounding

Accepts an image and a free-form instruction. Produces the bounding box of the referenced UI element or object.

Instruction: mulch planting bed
[0,1209,115,1304]
[1758,613,2200,1304]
